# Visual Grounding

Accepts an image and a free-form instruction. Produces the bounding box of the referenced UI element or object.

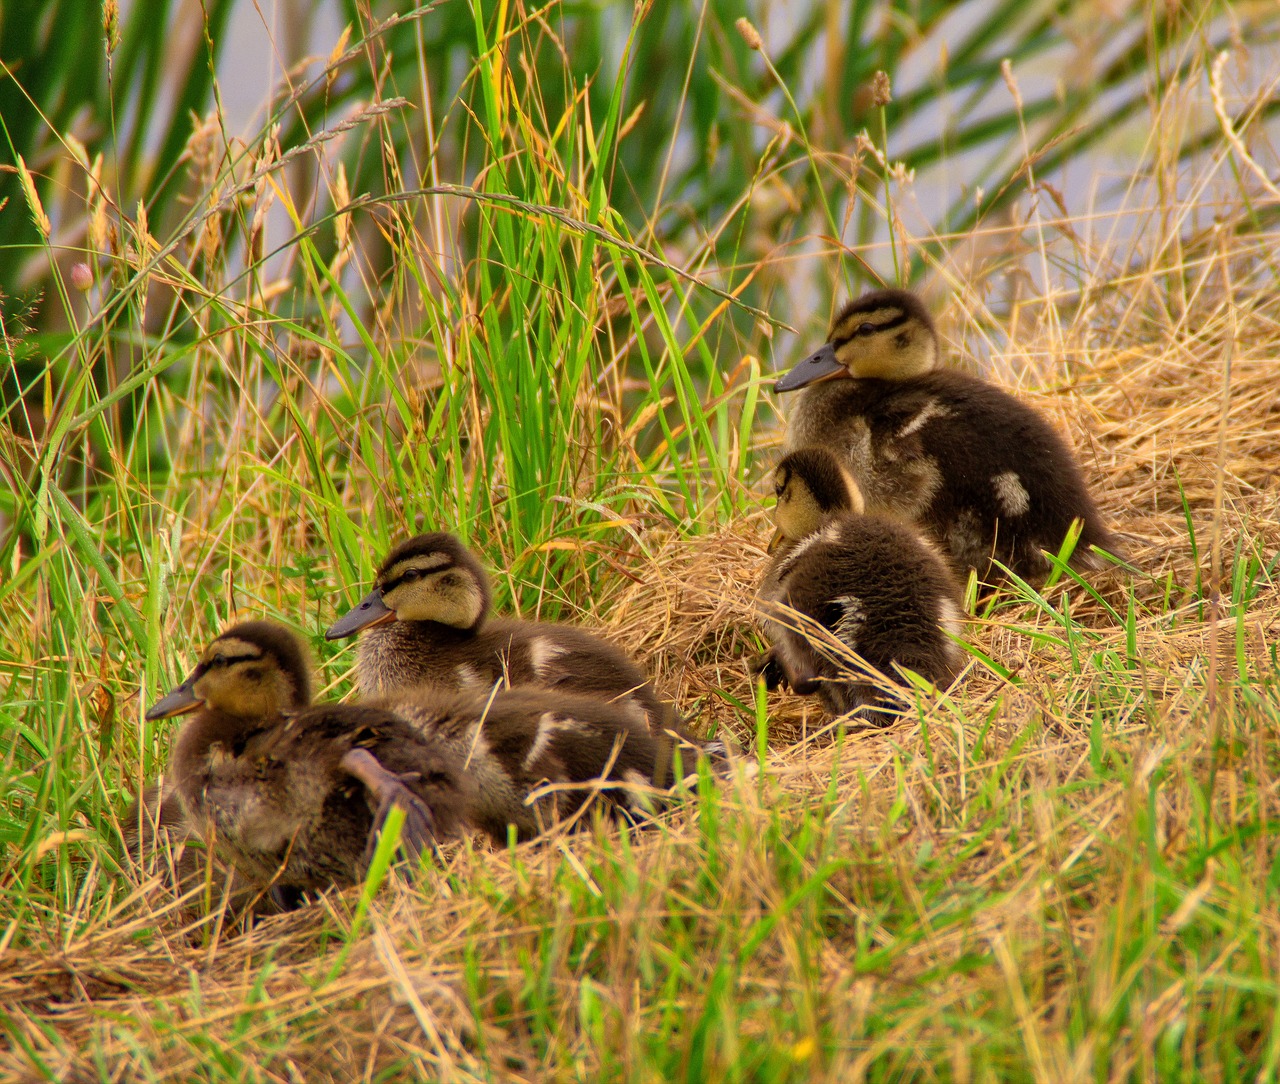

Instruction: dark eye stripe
[210,652,261,667]
[867,312,907,333]
[382,564,450,592]
[839,311,908,340]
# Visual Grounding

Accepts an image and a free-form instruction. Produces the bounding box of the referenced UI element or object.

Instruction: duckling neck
[400,617,485,642]
[172,707,276,785]
[782,376,904,452]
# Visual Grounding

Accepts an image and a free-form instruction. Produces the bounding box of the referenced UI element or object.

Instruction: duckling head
[775,288,938,392]
[146,620,312,721]
[325,532,491,640]
[769,447,865,552]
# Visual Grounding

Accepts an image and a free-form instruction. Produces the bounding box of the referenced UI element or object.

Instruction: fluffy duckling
[758,447,965,721]
[775,288,1117,587]
[147,621,473,895]
[325,532,669,732]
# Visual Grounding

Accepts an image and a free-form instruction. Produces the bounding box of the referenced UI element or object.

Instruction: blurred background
[5,1,1278,338]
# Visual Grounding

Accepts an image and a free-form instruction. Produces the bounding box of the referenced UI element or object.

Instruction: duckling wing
[483,689,665,810]
[911,371,1116,572]
[486,620,664,730]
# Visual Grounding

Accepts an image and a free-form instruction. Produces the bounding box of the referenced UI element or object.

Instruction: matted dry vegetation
[4,216,1279,1079]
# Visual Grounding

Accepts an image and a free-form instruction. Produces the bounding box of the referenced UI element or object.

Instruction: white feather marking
[992,471,1031,517]
[523,711,577,770]
[454,663,484,689]
[528,637,567,678]
[936,596,964,640]
[897,399,951,438]
[936,596,965,666]
[832,595,866,645]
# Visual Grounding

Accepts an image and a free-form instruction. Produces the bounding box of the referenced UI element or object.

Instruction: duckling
[775,288,1118,587]
[757,447,965,721]
[146,621,474,895]
[325,532,670,733]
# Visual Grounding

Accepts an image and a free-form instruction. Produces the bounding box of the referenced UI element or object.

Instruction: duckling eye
[857,322,877,335]
[402,569,423,583]
[209,654,227,669]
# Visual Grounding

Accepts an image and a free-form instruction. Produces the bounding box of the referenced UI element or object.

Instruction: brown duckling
[146,621,473,895]
[775,288,1118,587]
[757,447,965,722]
[325,532,670,732]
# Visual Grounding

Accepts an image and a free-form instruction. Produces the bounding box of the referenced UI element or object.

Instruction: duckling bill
[775,288,1119,587]
[758,446,965,722]
[325,531,671,733]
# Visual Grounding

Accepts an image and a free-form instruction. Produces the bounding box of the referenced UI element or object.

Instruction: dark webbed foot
[269,884,310,912]
[340,747,439,868]
[748,650,787,691]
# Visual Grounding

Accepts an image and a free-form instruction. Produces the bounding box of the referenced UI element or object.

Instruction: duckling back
[786,368,1115,585]
[373,684,691,843]
[353,614,669,734]
[761,512,964,722]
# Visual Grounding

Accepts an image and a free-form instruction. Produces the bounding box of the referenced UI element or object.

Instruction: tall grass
[2,0,1280,1078]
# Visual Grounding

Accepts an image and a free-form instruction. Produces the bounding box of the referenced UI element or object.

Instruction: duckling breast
[784,379,945,520]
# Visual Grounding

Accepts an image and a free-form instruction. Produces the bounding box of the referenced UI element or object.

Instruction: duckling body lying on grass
[372,685,683,843]
[326,532,670,732]
[757,447,965,722]
[141,621,697,896]
[776,288,1118,588]
[146,621,473,894]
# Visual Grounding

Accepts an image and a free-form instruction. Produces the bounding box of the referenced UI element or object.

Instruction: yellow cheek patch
[385,569,486,628]
[429,573,485,628]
